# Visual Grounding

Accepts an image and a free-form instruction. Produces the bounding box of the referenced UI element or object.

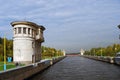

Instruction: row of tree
[0,37,64,61]
[41,46,64,59]
[84,44,120,57]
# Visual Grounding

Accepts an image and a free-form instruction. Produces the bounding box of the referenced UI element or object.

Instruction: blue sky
[0,0,120,53]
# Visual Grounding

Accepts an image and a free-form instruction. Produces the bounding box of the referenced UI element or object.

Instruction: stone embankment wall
[81,55,114,64]
[0,56,66,80]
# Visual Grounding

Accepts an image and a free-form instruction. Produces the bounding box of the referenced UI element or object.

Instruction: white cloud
[0,0,120,52]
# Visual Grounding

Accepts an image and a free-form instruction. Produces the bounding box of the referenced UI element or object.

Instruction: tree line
[0,37,64,61]
[0,37,13,61]
[84,44,120,57]
[41,46,64,59]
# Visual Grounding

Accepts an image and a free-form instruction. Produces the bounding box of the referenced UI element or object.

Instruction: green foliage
[0,37,13,61]
[41,46,64,59]
[0,37,2,44]
[84,44,120,57]
[6,40,13,57]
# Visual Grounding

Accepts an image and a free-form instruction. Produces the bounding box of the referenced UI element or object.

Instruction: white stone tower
[11,21,45,64]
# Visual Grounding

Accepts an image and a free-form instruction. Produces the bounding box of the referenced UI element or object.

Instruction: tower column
[26,28,28,34]
[21,27,23,34]
[11,21,45,65]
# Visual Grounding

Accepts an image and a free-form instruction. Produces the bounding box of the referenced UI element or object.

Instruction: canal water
[28,56,120,80]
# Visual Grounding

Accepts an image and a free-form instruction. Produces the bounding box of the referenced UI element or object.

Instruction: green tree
[85,44,120,57]
[41,46,64,59]
[0,37,2,44]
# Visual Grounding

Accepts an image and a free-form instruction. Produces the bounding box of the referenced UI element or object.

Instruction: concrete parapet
[0,56,66,80]
[81,55,114,64]
[52,56,66,64]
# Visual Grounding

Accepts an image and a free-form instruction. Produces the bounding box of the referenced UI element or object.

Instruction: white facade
[11,21,45,64]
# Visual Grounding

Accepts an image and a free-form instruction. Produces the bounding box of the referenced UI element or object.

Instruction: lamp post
[100,48,102,57]
[115,47,117,56]
[4,34,6,71]
[94,49,95,56]
[118,25,120,40]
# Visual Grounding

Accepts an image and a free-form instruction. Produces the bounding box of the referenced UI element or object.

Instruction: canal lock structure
[27,56,120,80]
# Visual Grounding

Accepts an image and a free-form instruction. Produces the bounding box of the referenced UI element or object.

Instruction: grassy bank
[0,62,16,71]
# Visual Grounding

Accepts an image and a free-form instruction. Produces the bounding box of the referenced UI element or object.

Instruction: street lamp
[117,25,120,39]
[94,49,95,56]
[118,25,120,29]
[100,48,102,57]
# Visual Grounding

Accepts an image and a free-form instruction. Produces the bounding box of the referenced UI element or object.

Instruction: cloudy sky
[0,0,120,53]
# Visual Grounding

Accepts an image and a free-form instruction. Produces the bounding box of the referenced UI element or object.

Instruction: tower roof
[11,21,45,31]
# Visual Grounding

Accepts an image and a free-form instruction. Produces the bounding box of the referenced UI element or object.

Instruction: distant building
[80,49,85,55]
[63,50,66,56]
[11,21,45,64]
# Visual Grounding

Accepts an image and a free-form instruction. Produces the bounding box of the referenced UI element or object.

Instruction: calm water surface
[28,56,120,80]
